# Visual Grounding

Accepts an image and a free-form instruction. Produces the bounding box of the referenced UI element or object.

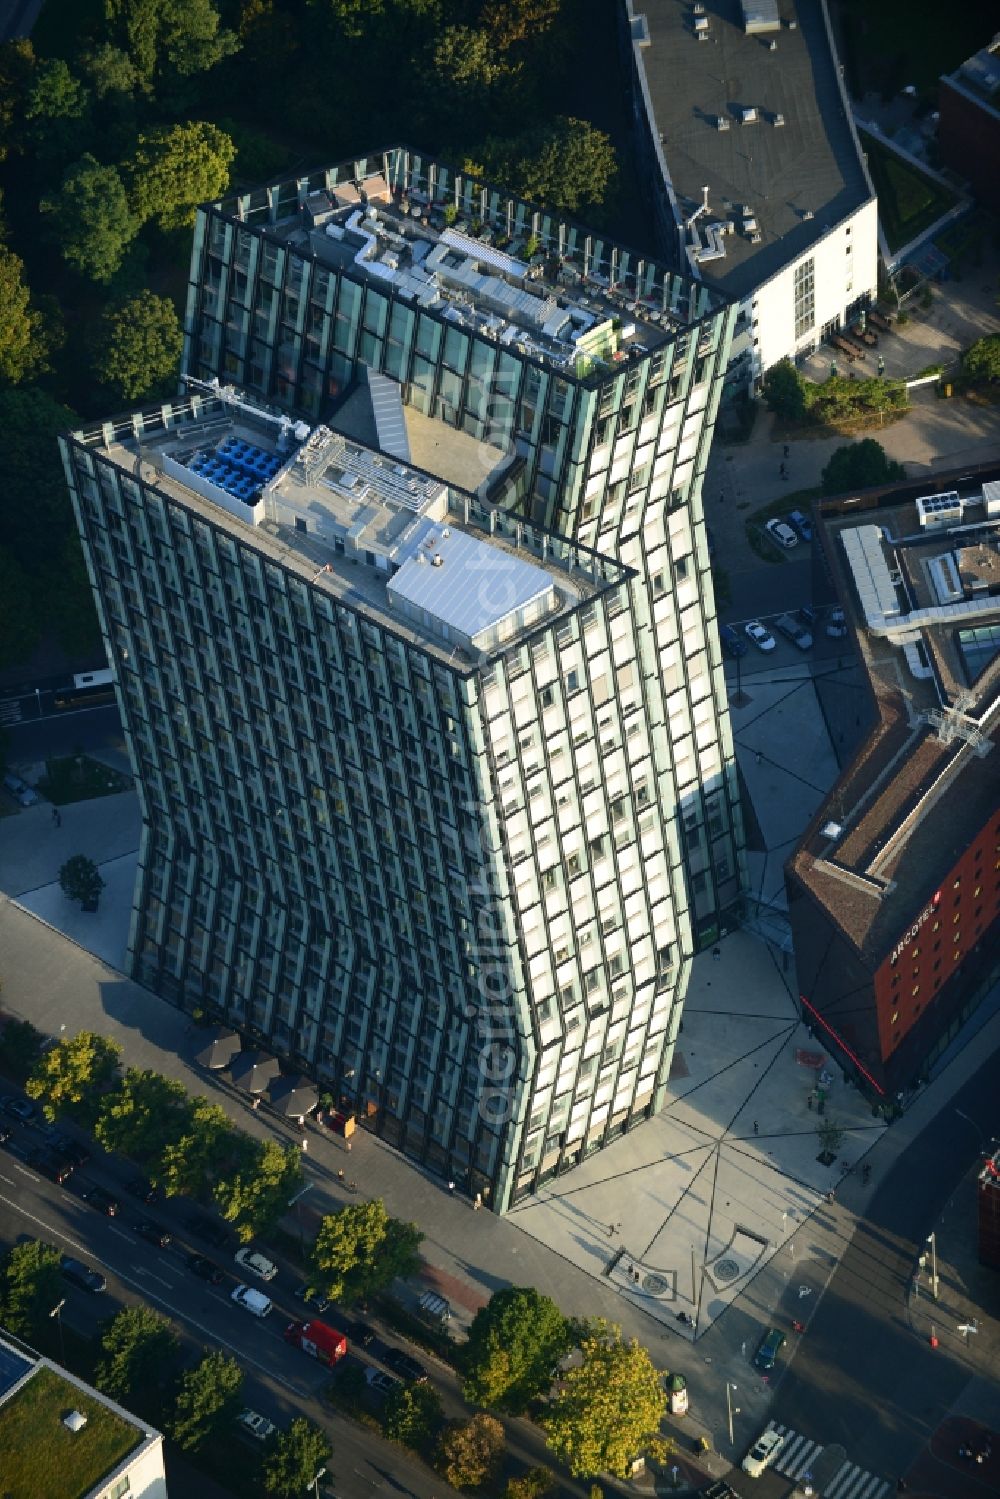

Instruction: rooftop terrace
[207,145,727,382]
[788,475,1000,959]
[627,0,873,298]
[81,384,624,671]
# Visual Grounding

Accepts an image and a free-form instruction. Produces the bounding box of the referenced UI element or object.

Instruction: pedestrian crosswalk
[765,1422,891,1499]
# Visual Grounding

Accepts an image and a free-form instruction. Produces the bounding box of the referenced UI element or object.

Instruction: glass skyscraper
[62,146,745,1208]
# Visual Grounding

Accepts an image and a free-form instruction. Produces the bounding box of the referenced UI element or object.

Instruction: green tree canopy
[0,1240,63,1341]
[79,43,140,100]
[58,854,105,907]
[820,438,906,496]
[41,155,138,284]
[437,1413,505,1489]
[0,40,36,162]
[170,1350,244,1451]
[504,1468,555,1499]
[262,1416,331,1498]
[104,0,239,85]
[213,1137,302,1243]
[384,1380,444,1452]
[0,246,47,385]
[762,359,809,422]
[45,531,103,658]
[963,334,1000,382]
[0,548,42,668]
[0,1018,44,1083]
[26,1031,122,1123]
[157,1095,232,1197]
[0,389,77,570]
[486,118,617,212]
[126,121,235,231]
[23,57,90,162]
[463,1287,570,1413]
[541,1331,667,1478]
[90,291,183,402]
[311,1199,423,1304]
[95,1306,180,1416]
[95,1067,192,1163]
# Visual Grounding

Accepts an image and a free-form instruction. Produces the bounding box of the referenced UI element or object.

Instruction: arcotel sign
[888,891,941,967]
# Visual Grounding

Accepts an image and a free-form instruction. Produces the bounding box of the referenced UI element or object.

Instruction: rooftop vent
[744,216,758,232]
[694,15,709,31]
[821,821,843,840]
[432,555,444,567]
[749,231,762,244]
[716,115,731,131]
[741,106,759,124]
[803,209,815,220]
[768,39,777,50]
[693,2,705,11]
[64,1411,88,1433]
[773,112,785,126]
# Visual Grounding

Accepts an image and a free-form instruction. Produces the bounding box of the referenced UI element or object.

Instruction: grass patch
[39,755,132,806]
[860,131,958,253]
[0,1365,143,1499]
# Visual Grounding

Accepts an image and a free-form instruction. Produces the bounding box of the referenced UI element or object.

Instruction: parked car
[788,509,812,543]
[235,1408,276,1442]
[126,1177,160,1204]
[60,1254,107,1294]
[2,772,38,807]
[826,607,848,639]
[134,1220,172,1249]
[3,1096,36,1123]
[29,1149,76,1185]
[187,1255,225,1285]
[753,1328,786,1372]
[49,1133,90,1168]
[184,1213,230,1248]
[764,517,798,550]
[720,624,748,659]
[0,1126,11,1147]
[744,620,776,652]
[293,1283,331,1314]
[796,605,817,628]
[231,1283,273,1318]
[234,1247,278,1282]
[382,1348,427,1384]
[77,1184,120,1216]
[365,1368,402,1397]
[742,1427,785,1478]
[351,1320,377,1348]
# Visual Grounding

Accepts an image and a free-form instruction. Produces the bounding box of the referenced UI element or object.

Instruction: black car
[719,624,749,659]
[382,1349,427,1383]
[183,1213,230,1248]
[60,1254,107,1294]
[3,1096,35,1123]
[134,1220,172,1249]
[0,1125,11,1147]
[187,1254,225,1285]
[78,1184,120,1216]
[49,1133,91,1168]
[293,1283,331,1314]
[30,1149,75,1185]
[126,1176,161,1204]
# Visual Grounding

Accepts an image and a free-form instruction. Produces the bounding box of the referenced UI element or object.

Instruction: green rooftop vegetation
[0,1365,143,1499]
[859,131,959,254]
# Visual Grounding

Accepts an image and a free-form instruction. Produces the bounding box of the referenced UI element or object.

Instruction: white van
[232,1283,273,1318]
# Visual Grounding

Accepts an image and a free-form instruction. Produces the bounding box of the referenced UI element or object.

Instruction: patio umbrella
[268,1075,319,1119]
[193,1026,240,1071]
[229,1050,282,1094]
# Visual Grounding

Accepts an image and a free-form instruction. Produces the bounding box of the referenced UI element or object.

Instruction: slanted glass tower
[62,147,746,1208]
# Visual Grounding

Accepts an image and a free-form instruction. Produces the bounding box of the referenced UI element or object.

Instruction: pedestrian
[608,1222,615,1237]
[301,1137,308,1153]
[348,1179,358,1193]
[337,1168,345,1182]
[51,807,61,828]
[473,1192,482,1211]
[346,1140,352,1152]
[753,1121,759,1135]
[712,946,721,962]
[448,1180,455,1194]
[862,1163,871,1184]
[826,1190,835,1204]
[783,444,790,459]
[754,751,762,765]
[251,1097,260,1111]
[719,489,725,503]
[807,1094,814,1111]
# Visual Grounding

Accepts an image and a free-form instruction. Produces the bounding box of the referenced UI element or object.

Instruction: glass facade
[61,147,748,1208]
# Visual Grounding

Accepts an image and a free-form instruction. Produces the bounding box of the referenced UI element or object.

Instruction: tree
[0,548,42,668]
[762,359,809,422]
[126,121,235,232]
[80,44,139,100]
[311,1199,423,1305]
[384,1381,444,1452]
[23,57,91,163]
[817,1118,845,1157]
[58,854,105,908]
[0,1017,44,1082]
[214,1138,302,1243]
[157,1096,232,1197]
[0,39,36,163]
[262,1416,331,1498]
[0,1240,63,1340]
[41,156,138,284]
[90,291,183,402]
[95,1306,180,1414]
[463,1287,570,1413]
[505,1468,555,1499]
[0,389,77,572]
[479,0,561,50]
[490,118,617,213]
[437,1413,505,1489]
[45,532,103,658]
[0,246,46,385]
[542,1331,667,1478]
[820,439,906,497]
[26,1031,122,1123]
[96,1067,192,1162]
[963,335,1000,382]
[170,1349,243,1451]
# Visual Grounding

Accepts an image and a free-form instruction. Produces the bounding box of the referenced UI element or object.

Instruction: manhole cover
[713,1257,741,1283]
[642,1272,670,1296]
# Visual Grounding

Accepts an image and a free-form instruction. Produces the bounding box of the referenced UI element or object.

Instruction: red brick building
[938,35,1000,214]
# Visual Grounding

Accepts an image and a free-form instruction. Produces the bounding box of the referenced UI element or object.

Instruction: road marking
[0,1188,309,1397]
[135,1267,174,1289]
[12,1164,40,1183]
[0,1173,14,1184]
[108,1225,135,1242]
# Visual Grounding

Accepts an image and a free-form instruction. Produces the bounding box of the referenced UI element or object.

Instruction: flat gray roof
[388,527,555,650]
[637,0,873,298]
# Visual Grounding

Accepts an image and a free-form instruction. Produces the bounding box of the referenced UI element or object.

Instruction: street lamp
[726,1382,740,1446]
[49,1299,66,1364]
[307,1468,326,1497]
[926,1233,939,1300]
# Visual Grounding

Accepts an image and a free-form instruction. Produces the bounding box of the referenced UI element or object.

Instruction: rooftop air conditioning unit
[697,29,709,39]
[693,1,705,11]
[716,115,730,131]
[694,16,709,32]
[741,106,758,124]
[773,113,785,126]
[769,39,777,51]
[750,232,762,243]
[803,209,815,220]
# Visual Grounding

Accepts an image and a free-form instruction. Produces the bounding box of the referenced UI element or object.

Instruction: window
[793,258,815,341]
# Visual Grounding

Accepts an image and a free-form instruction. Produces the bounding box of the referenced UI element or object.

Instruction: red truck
[284,1319,348,1366]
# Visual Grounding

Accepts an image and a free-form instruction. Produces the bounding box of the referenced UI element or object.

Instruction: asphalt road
[2,702,124,763]
[718,1052,999,1497]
